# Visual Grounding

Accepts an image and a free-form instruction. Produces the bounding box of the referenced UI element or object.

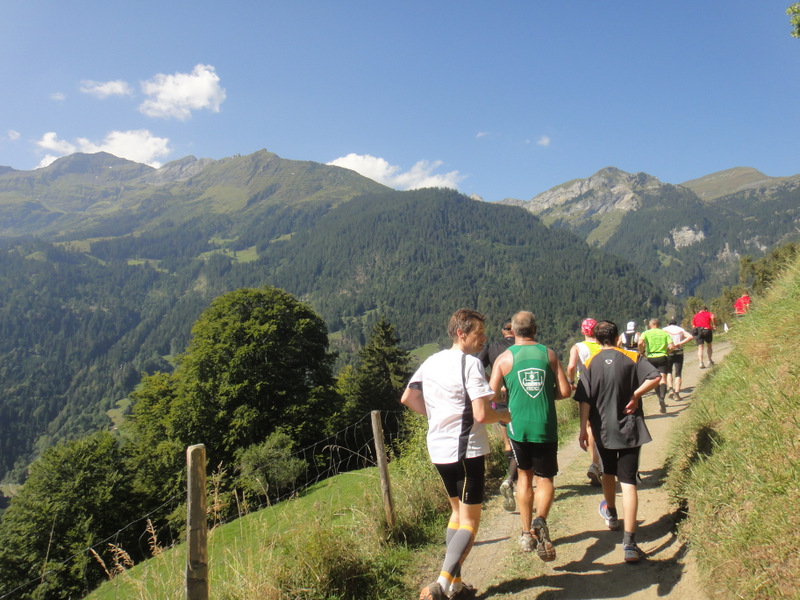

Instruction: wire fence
[0,409,412,600]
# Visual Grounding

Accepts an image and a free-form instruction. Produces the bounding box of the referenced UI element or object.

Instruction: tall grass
[666,257,800,599]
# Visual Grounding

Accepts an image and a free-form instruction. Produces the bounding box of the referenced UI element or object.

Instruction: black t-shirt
[477,336,514,370]
[574,347,659,449]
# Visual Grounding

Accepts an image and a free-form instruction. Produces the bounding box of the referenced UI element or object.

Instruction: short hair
[594,320,619,345]
[447,309,486,342]
[512,311,537,338]
[649,318,661,328]
[669,319,677,326]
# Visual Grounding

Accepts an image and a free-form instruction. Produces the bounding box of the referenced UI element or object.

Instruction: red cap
[581,318,597,336]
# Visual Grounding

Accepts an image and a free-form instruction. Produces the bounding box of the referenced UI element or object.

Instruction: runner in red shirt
[734,294,751,317]
[692,307,717,368]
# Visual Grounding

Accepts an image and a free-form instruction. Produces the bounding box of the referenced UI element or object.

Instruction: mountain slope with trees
[503,166,800,298]
[0,153,670,485]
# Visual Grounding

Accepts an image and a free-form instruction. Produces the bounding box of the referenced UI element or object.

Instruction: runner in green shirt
[638,318,675,413]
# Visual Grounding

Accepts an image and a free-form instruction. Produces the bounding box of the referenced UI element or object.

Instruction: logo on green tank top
[518,368,546,398]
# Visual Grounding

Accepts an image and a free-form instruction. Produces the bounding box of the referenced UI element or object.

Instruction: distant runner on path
[663,319,694,401]
[567,318,603,486]
[489,311,571,562]
[638,319,675,413]
[478,318,518,512]
[401,309,510,600]
[692,307,717,368]
[575,320,661,564]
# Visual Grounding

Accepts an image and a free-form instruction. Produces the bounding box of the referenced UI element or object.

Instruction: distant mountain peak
[522,167,663,214]
[679,167,783,200]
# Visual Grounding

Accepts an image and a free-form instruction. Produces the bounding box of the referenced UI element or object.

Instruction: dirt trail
[458,340,732,599]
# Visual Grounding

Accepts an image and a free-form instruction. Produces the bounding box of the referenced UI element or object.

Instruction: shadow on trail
[475,510,690,599]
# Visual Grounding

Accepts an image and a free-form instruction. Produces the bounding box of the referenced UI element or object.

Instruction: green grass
[666,257,800,599]
[85,412,470,600]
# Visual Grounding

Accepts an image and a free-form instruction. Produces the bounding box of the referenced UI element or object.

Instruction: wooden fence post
[186,444,208,600]
[371,410,395,529]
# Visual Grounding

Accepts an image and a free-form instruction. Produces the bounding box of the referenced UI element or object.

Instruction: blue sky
[2,2,799,202]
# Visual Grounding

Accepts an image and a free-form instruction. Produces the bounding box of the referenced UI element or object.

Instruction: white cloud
[328,153,464,191]
[35,130,171,168]
[50,92,66,102]
[139,64,226,120]
[536,135,551,147]
[7,130,20,141]
[80,79,134,98]
[476,131,489,139]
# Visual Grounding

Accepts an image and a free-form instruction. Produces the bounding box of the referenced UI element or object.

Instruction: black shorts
[508,440,558,478]
[696,328,713,344]
[669,352,684,377]
[646,355,670,375]
[595,444,641,486]
[434,455,486,505]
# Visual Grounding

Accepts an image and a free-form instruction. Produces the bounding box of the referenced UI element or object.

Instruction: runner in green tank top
[489,311,571,562]
[505,344,558,443]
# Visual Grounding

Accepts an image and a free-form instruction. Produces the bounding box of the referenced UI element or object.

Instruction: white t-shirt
[408,348,493,463]
[664,324,689,351]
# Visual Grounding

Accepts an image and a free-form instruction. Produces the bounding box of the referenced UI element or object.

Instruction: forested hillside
[2,150,794,486]
[0,154,669,484]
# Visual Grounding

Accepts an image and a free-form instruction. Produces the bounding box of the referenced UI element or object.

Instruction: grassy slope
[87,467,426,599]
[666,256,800,599]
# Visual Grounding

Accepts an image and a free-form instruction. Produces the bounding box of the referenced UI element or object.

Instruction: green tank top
[504,344,558,443]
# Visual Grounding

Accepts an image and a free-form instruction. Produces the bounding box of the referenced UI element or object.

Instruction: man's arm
[473,393,510,424]
[578,400,591,451]
[623,375,660,415]
[549,348,573,400]
[566,344,579,388]
[488,350,511,395]
[400,385,426,416]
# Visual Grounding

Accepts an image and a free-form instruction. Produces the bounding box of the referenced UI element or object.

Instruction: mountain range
[502,166,800,296]
[0,150,797,483]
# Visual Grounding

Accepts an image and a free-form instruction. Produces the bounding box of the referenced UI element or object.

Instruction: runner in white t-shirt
[402,309,511,600]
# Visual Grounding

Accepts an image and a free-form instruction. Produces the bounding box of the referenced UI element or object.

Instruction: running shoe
[500,479,516,512]
[598,500,620,530]
[709,360,715,367]
[587,462,602,487]
[623,541,644,563]
[450,583,477,599]
[419,582,447,600]
[519,531,536,552]
[659,400,666,414]
[532,516,556,562]
[699,363,706,369]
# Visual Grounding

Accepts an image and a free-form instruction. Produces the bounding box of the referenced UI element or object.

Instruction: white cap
[626,321,636,332]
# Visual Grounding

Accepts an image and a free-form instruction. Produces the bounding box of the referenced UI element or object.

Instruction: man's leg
[707,342,714,365]
[697,342,705,367]
[618,448,644,563]
[620,482,638,535]
[586,428,602,486]
[516,468,534,533]
[533,475,554,520]
[657,372,668,412]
